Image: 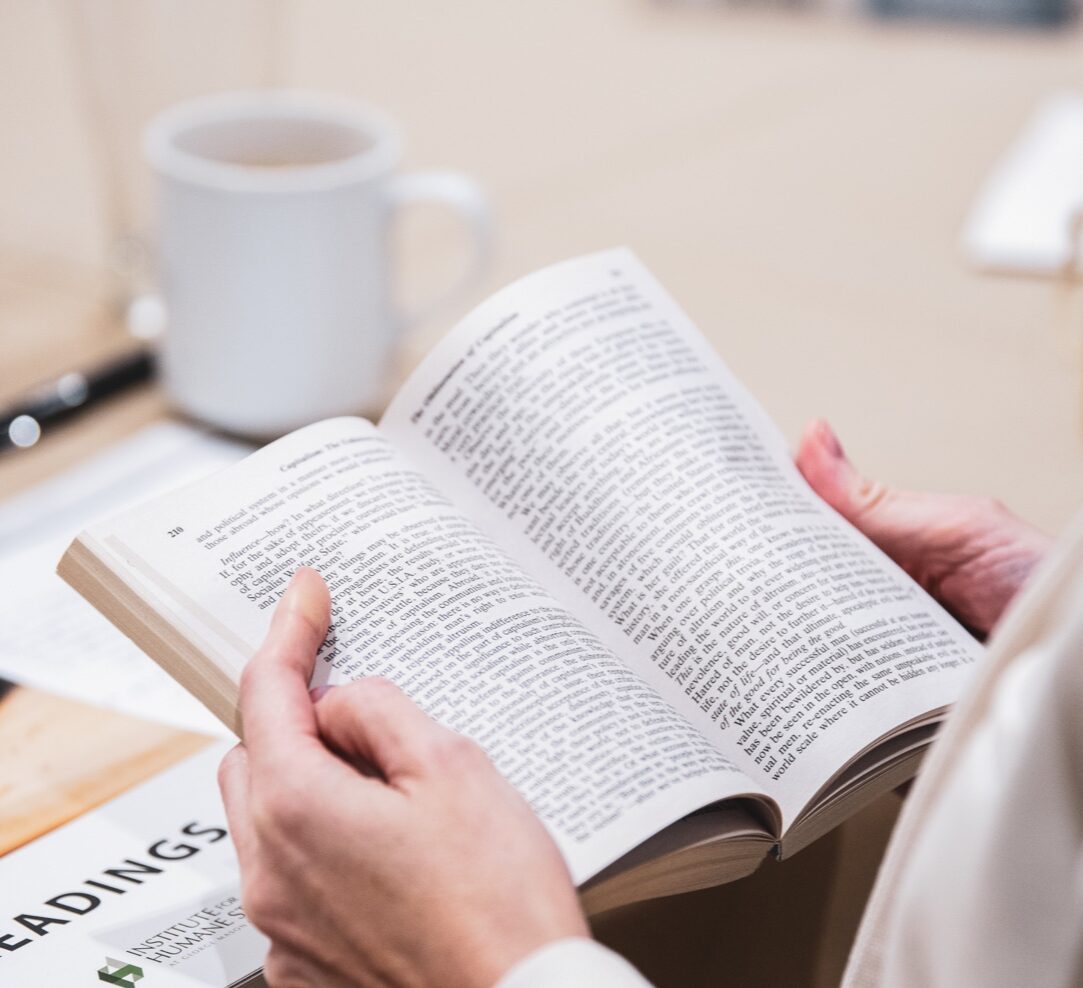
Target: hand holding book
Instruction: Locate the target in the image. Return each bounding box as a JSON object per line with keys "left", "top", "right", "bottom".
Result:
{"left": 217, "top": 443, "right": 1046, "bottom": 987}
{"left": 59, "top": 250, "right": 1005, "bottom": 910}
{"left": 220, "top": 568, "right": 588, "bottom": 988}
{"left": 794, "top": 419, "right": 1051, "bottom": 636}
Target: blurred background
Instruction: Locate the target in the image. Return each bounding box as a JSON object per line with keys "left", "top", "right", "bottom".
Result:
{"left": 4, "top": 0, "right": 1083, "bottom": 532}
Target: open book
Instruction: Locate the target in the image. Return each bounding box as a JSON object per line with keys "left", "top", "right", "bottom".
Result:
{"left": 60, "top": 249, "right": 981, "bottom": 915}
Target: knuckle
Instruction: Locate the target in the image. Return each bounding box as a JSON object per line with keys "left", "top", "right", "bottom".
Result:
{"left": 855, "top": 478, "right": 890, "bottom": 515}
{"left": 244, "top": 885, "right": 307, "bottom": 957}
{"left": 253, "top": 780, "right": 309, "bottom": 838}
{"left": 357, "top": 675, "right": 401, "bottom": 700}
{"left": 433, "top": 730, "right": 484, "bottom": 769}
{"left": 242, "top": 875, "right": 279, "bottom": 935}
{"left": 262, "top": 947, "right": 307, "bottom": 987}
{"left": 217, "top": 745, "right": 244, "bottom": 787}
{"left": 238, "top": 658, "right": 261, "bottom": 703}
{"left": 261, "top": 952, "right": 286, "bottom": 986}
{"left": 339, "top": 676, "right": 401, "bottom": 718}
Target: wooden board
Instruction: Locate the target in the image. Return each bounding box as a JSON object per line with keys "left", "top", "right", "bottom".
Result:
{"left": 0, "top": 681, "right": 209, "bottom": 855}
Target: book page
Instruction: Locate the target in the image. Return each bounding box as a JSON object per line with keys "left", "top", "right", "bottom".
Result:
{"left": 85, "top": 418, "right": 757, "bottom": 883}
{"left": 381, "top": 248, "right": 983, "bottom": 828}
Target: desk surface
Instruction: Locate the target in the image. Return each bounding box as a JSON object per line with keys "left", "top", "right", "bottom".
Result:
{"left": 1, "top": 4, "right": 1081, "bottom": 985}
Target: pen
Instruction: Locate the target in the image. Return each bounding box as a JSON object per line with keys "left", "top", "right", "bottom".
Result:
{"left": 1, "top": 350, "right": 157, "bottom": 452}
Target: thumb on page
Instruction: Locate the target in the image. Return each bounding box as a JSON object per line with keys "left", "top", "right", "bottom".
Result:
{"left": 795, "top": 418, "right": 936, "bottom": 556}
{"left": 796, "top": 417, "right": 990, "bottom": 557}
{"left": 795, "top": 419, "right": 891, "bottom": 530}
{"left": 794, "top": 418, "right": 1051, "bottom": 634}
{"left": 239, "top": 567, "right": 330, "bottom": 757}
{"left": 795, "top": 418, "right": 973, "bottom": 573}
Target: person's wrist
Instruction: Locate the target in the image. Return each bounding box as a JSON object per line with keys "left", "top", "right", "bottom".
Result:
{"left": 494, "top": 937, "right": 652, "bottom": 988}
{"left": 470, "top": 915, "right": 591, "bottom": 988}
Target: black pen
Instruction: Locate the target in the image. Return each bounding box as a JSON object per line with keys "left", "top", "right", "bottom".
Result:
{"left": 1, "top": 350, "right": 157, "bottom": 452}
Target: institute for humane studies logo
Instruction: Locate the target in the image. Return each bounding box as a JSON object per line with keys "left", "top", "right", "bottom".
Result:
{"left": 97, "top": 957, "right": 145, "bottom": 985}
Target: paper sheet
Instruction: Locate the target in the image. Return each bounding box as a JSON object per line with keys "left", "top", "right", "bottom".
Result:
{"left": 0, "top": 743, "right": 268, "bottom": 985}
{"left": 0, "top": 422, "right": 249, "bottom": 735}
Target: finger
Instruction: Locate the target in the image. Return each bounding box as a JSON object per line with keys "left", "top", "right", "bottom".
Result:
{"left": 314, "top": 677, "right": 452, "bottom": 784}
{"left": 797, "top": 419, "right": 974, "bottom": 570}
{"left": 797, "top": 418, "right": 924, "bottom": 536}
{"left": 218, "top": 744, "right": 257, "bottom": 869}
{"left": 239, "top": 567, "right": 330, "bottom": 767}
{"left": 797, "top": 419, "right": 936, "bottom": 551}
{"left": 795, "top": 419, "right": 874, "bottom": 520}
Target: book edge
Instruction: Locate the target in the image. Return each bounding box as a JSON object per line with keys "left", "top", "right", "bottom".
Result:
{"left": 57, "top": 536, "right": 243, "bottom": 737}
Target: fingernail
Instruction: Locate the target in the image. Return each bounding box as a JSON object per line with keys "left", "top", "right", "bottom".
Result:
{"left": 277, "top": 567, "right": 330, "bottom": 627}
{"left": 287, "top": 566, "right": 317, "bottom": 591}
{"left": 819, "top": 420, "right": 845, "bottom": 459}
{"left": 310, "top": 685, "right": 333, "bottom": 703}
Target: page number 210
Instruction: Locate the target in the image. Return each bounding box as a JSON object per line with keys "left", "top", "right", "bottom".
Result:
{"left": 167, "top": 526, "right": 184, "bottom": 538}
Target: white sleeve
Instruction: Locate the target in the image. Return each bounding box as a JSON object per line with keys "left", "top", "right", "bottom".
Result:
{"left": 879, "top": 645, "right": 1080, "bottom": 987}
{"left": 495, "top": 938, "right": 653, "bottom": 988}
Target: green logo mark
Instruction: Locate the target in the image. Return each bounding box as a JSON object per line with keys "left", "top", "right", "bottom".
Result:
{"left": 97, "top": 957, "right": 145, "bottom": 985}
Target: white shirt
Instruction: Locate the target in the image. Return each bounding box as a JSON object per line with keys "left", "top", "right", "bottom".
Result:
{"left": 498, "top": 512, "right": 1083, "bottom": 988}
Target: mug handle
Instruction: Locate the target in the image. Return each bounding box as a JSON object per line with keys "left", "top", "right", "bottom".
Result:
{"left": 385, "top": 170, "right": 492, "bottom": 328}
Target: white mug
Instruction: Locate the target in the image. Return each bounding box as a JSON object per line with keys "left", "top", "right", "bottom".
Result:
{"left": 143, "top": 90, "right": 490, "bottom": 437}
